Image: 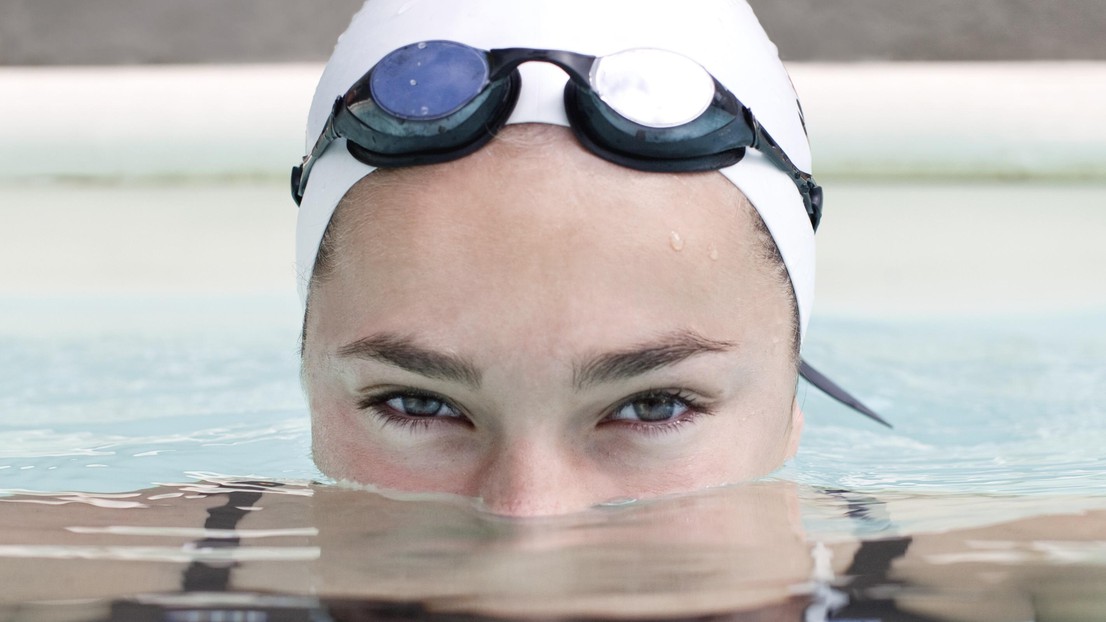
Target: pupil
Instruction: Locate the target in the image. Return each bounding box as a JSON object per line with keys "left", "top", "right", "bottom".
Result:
{"left": 402, "top": 397, "right": 443, "bottom": 417}
{"left": 633, "top": 398, "right": 678, "bottom": 422}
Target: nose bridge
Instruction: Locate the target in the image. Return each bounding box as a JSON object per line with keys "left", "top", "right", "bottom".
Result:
{"left": 476, "top": 435, "right": 584, "bottom": 517}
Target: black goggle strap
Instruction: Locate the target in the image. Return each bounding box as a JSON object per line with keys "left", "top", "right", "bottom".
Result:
{"left": 292, "top": 98, "right": 346, "bottom": 206}
{"left": 800, "top": 360, "right": 892, "bottom": 428}
{"left": 746, "top": 112, "right": 823, "bottom": 231}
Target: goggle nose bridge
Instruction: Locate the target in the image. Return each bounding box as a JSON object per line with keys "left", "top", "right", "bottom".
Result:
{"left": 486, "top": 48, "right": 598, "bottom": 87}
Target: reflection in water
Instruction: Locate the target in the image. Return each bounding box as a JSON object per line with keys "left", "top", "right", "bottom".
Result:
{"left": 0, "top": 478, "right": 1104, "bottom": 621}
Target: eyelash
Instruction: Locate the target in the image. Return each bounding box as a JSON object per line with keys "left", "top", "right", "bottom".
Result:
{"left": 356, "top": 389, "right": 714, "bottom": 436}
{"left": 604, "top": 389, "right": 715, "bottom": 437}
{"left": 357, "top": 389, "right": 467, "bottom": 432}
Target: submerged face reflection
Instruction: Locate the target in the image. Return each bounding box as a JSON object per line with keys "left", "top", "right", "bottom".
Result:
{"left": 302, "top": 126, "right": 802, "bottom": 516}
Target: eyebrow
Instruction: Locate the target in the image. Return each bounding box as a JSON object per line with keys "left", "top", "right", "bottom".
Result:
{"left": 336, "top": 330, "right": 735, "bottom": 392}
{"left": 337, "top": 333, "right": 482, "bottom": 389}
{"left": 573, "top": 331, "right": 737, "bottom": 391}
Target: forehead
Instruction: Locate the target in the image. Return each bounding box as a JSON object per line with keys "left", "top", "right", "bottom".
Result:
{"left": 335, "top": 126, "right": 756, "bottom": 235}
{"left": 312, "top": 126, "right": 788, "bottom": 353}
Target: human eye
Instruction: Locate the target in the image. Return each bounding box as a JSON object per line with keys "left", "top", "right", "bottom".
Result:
{"left": 357, "top": 389, "right": 468, "bottom": 431}
{"left": 603, "top": 390, "right": 713, "bottom": 433}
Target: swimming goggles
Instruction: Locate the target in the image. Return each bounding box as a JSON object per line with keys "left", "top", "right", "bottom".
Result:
{"left": 291, "top": 40, "right": 823, "bottom": 231}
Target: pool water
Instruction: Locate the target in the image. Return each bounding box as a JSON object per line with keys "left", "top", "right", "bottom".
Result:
{"left": 4, "top": 301, "right": 1105, "bottom": 501}
{"left": 2, "top": 181, "right": 1106, "bottom": 620}
{"left": 1, "top": 295, "right": 315, "bottom": 494}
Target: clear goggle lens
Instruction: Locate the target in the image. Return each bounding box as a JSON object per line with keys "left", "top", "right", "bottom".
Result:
{"left": 592, "top": 49, "right": 715, "bottom": 129}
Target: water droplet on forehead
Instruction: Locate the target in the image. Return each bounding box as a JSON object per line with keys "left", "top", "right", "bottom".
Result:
{"left": 709, "top": 245, "right": 720, "bottom": 261}
{"left": 670, "top": 231, "right": 685, "bottom": 252}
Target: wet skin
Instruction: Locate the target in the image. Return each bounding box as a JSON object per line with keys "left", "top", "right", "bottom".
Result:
{"left": 302, "top": 125, "right": 802, "bottom": 516}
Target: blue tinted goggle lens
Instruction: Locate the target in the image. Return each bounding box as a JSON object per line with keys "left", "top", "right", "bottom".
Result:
{"left": 370, "top": 41, "right": 491, "bottom": 120}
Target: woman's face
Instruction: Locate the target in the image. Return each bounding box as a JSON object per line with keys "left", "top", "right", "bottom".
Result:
{"left": 302, "top": 126, "right": 802, "bottom": 516}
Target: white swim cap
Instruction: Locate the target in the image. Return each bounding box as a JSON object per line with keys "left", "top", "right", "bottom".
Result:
{"left": 296, "top": 0, "right": 817, "bottom": 340}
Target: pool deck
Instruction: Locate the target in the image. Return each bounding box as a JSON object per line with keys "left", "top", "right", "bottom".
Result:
{"left": 2, "top": 63, "right": 1105, "bottom": 319}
